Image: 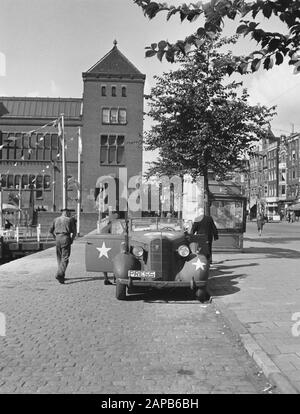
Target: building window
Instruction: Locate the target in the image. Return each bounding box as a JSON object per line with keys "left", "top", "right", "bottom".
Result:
{"left": 29, "top": 175, "right": 35, "bottom": 187}
{"left": 0, "top": 131, "right": 59, "bottom": 161}
{"left": 119, "top": 109, "right": 127, "bottom": 124}
{"left": 102, "top": 108, "right": 127, "bottom": 125}
{"left": 101, "top": 86, "right": 106, "bottom": 96}
{"left": 108, "top": 136, "right": 116, "bottom": 163}
{"left": 44, "top": 175, "right": 51, "bottom": 189}
{"left": 102, "top": 108, "right": 110, "bottom": 124}
{"left": 1, "top": 174, "right": 7, "bottom": 187}
{"left": 0, "top": 174, "right": 51, "bottom": 191}
{"left": 36, "top": 190, "right": 43, "bottom": 200}
{"left": 36, "top": 175, "right": 43, "bottom": 190}
{"left": 116, "top": 135, "right": 125, "bottom": 163}
{"left": 111, "top": 86, "right": 116, "bottom": 97}
{"left": 100, "top": 134, "right": 125, "bottom": 165}
{"left": 7, "top": 174, "right": 14, "bottom": 189}
{"left": 110, "top": 108, "right": 118, "bottom": 124}
{"left": 122, "top": 86, "right": 127, "bottom": 97}
{"left": 22, "top": 175, "right": 29, "bottom": 189}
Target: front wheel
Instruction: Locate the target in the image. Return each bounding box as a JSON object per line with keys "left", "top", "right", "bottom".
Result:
{"left": 195, "top": 287, "right": 210, "bottom": 303}
{"left": 116, "top": 279, "right": 127, "bottom": 300}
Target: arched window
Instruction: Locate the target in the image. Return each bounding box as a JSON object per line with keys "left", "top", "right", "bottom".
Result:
{"left": 0, "top": 174, "right": 7, "bottom": 188}
{"left": 14, "top": 175, "right": 21, "bottom": 189}
{"left": 111, "top": 86, "right": 116, "bottom": 97}
{"left": 22, "top": 175, "right": 29, "bottom": 189}
{"left": 44, "top": 175, "right": 51, "bottom": 189}
{"left": 29, "top": 175, "right": 36, "bottom": 187}
{"left": 36, "top": 175, "right": 43, "bottom": 190}
{"left": 101, "top": 86, "right": 106, "bottom": 96}
{"left": 121, "top": 86, "right": 126, "bottom": 97}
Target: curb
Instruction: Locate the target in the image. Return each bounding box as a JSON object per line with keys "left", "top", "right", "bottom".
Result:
{"left": 212, "top": 297, "right": 299, "bottom": 395}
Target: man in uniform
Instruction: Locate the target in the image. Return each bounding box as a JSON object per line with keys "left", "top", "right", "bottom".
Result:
{"left": 99, "top": 212, "right": 118, "bottom": 285}
{"left": 49, "top": 208, "right": 77, "bottom": 284}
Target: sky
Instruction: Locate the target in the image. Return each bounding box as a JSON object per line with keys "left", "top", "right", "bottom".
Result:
{"left": 1, "top": 0, "right": 299, "bottom": 167}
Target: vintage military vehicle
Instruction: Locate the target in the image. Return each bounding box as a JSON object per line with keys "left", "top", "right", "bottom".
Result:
{"left": 85, "top": 217, "right": 211, "bottom": 302}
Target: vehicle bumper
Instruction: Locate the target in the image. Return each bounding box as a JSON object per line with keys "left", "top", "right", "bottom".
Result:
{"left": 117, "top": 277, "right": 207, "bottom": 289}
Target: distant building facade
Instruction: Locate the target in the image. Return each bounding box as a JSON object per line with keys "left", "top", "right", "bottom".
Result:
{"left": 0, "top": 41, "right": 145, "bottom": 216}
{"left": 232, "top": 131, "right": 300, "bottom": 219}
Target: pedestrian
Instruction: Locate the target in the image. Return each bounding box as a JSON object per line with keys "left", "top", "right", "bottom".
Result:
{"left": 99, "top": 212, "right": 118, "bottom": 285}
{"left": 256, "top": 213, "right": 265, "bottom": 236}
{"left": 49, "top": 208, "right": 77, "bottom": 284}
{"left": 190, "top": 207, "right": 219, "bottom": 264}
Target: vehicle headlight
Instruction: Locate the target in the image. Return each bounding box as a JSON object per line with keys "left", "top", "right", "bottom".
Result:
{"left": 177, "top": 245, "right": 190, "bottom": 257}
{"left": 132, "top": 246, "right": 144, "bottom": 257}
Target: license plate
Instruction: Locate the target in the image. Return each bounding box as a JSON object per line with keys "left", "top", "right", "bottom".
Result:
{"left": 128, "top": 270, "right": 156, "bottom": 279}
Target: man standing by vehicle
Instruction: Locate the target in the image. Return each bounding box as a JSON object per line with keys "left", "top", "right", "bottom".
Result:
{"left": 99, "top": 212, "right": 119, "bottom": 285}
{"left": 190, "top": 208, "right": 218, "bottom": 264}
{"left": 49, "top": 208, "right": 77, "bottom": 284}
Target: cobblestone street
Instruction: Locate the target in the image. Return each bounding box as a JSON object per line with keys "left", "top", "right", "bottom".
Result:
{"left": 0, "top": 241, "right": 272, "bottom": 394}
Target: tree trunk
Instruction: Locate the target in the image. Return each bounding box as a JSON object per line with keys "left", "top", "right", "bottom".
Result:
{"left": 203, "top": 169, "right": 210, "bottom": 216}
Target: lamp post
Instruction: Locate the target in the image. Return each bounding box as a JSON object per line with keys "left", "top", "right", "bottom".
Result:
{"left": 76, "top": 127, "right": 82, "bottom": 236}
{"left": 18, "top": 175, "right": 22, "bottom": 225}
{"left": 60, "top": 113, "right": 67, "bottom": 210}
{"left": 0, "top": 184, "right": 3, "bottom": 229}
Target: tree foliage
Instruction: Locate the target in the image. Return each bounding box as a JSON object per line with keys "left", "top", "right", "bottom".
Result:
{"left": 144, "top": 37, "right": 276, "bottom": 203}
{"left": 133, "top": 0, "right": 300, "bottom": 74}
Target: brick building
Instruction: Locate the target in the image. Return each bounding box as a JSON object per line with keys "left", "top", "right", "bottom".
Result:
{"left": 234, "top": 131, "right": 300, "bottom": 220}
{"left": 0, "top": 41, "right": 145, "bottom": 217}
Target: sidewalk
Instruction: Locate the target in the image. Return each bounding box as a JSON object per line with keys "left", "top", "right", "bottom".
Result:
{"left": 210, "top": 222, "right": 300, "bottom": 394}
{"left": 1, "top": 225, "right": 300, "bottom": 393}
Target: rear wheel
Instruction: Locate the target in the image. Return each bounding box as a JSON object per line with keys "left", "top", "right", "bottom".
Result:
{"left": 195, "top": 287, "right": 210, "bottom": 303}
{"left": 116, "top": 279, "right": 127, "bottom": 300}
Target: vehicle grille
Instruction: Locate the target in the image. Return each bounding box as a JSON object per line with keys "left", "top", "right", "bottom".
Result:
{"left": 149, "top": 237, "right": 172, "bottom": 280}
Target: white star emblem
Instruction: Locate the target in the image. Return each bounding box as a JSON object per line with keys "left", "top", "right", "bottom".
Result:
{"left": 192, "top": 258, "right": 206, "bottom": 271}
{"left": 96, "top": 242, "right": 112, "bottom": 259}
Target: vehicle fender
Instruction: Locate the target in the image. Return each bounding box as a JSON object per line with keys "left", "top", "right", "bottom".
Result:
{"left": 175, "top": 253, "right": 209, "bottom": 283}
{"left": 113, "top": 252, "right": 141, "bottom": 279}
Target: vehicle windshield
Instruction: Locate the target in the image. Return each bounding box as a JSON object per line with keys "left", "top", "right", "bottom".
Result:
{"left": 130, "top": 218, "right": 185, "bottom": 232}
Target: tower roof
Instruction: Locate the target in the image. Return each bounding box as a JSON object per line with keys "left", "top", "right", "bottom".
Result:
{"left": 83, "top": 41, "right": 145, "bottom": 79}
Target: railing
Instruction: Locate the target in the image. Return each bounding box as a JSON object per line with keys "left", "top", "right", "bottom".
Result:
{"left": 0, "top": 224, "right": 53, "bottom": 243}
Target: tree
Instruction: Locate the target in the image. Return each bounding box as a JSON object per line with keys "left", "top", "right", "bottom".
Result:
{"left": 133, "top": 0, "right": 300, "bottom": 74}
{"left": 144, "top": 36, "right": 276, "bottom": 212}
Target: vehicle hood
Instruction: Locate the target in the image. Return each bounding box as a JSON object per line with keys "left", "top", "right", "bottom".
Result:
{"left": 130, "top": 231, "right": 186, "bottom": 244}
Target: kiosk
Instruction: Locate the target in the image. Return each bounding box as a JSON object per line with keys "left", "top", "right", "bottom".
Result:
{"left": 209, "top": 181, "right": 247, "bottom": 252}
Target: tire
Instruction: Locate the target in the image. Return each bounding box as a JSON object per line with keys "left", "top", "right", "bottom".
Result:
{"left": 116, "top": 279, "right": 127, "bottom": 300}
{"left": 195, "top": 287, "right": 210, "bottom": 303}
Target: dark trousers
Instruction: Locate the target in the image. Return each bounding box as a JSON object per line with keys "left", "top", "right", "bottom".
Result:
{"left": 56, "top": 235, "right": 71, "bottom": 278}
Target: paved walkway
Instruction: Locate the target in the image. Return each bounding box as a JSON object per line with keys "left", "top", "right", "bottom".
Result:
{"left": 0, "top": 237, "right": 273, "bottom": 394}
{"left": 210, "top": 221, "right": 300, "bottom": 394}
{"left": 0, "top": 221, "right": 299, "bottom": 394}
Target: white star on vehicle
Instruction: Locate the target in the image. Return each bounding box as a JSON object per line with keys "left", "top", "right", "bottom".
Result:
{"left": 96, "top": 242, "right": 112, "bottom": 259}
{"left": 192, "top": 258, "right": 206, "bottom": 271}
